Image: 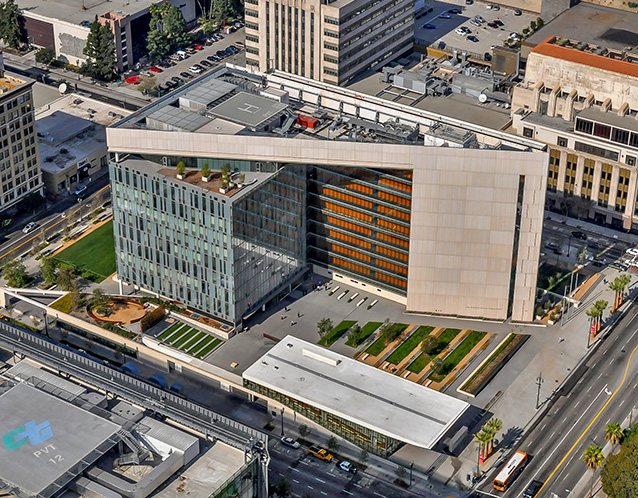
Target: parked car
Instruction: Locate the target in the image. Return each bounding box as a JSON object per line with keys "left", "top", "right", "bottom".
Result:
{"left": 208, "top": 55, "right": 221, "bottom": 62}
{"left": 423, "top": 23, "right": 437, "bottom": 29}
{"left": 487, "top": 4, "right": 500, "bottom": 9}
{"left": 470, "top": 18, "right": 482, "bottom": 27}
{"left": 439, "top": 12, "right": 451, "bottom": 18}
{"left": 22, "top": 222, "right": 38, "bottom": 234}
{"left": 455, "top": 27, "right": 469, "bottom": 36}
{"left": 448, "top": 7, "right": 462, "bottom": 13}
{"left": 200, "top": 60, "right": 212, "bottom": 67}
{"left": 280, "top": 437, "right": 300, "bottom": 449}
{"left": 172, "top": 76, "right": 184, "bottom": 84}
{"left": 186, "top": 47, "right": 197, "bottom": 55}
{"left": 494, "top": 19, "right": 504, "bottom": 26}
{"left": 514, "top": 8, "right": 522, "bottom": 15}
{"left": 189, "top": 65, "right": 203, "bottom": 74}
{"left": 487, "top": 21, "right": 499, "bottom": 28}
{"left": 465, "top": 0, "right": 473, "bottom": 4}
{"left": 338, "top": 461, "right": 358, "bottom": 474}
{"left": 589, "top": 242, "right": 601, "bottom": 250}
{"left": 149, "top": 66, "right": 162, "bottom": 73}
{"left": 474, "top": 14, "right": 486, "bottom": 22}
{"left": 571, "top": 230, "right": 587, "bottom": 240}
{"left": 193, "top": 44, "right": 204, "bottom": 50}
{"left": 468, "top": 35, "right": 479, "bottom": 42}
{"left": 509, "top": 32, "right": 520, "bottom": 39}
{"left": 484, "top": 52, "right": 492, "bottom": 61}
{"left": 180, "top": 71, "right": 192, "bottom": 79}
{"left": 164, "top": 81, "right": 176, "bottom": 89}
{"left": 125, "top": 76, "right": 139, "bottom": 84}
{"left": 74, "top": 185, "right": 88, "bottom": 196}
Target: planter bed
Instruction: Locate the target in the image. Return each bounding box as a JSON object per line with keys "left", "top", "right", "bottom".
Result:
{"left": 319, "top": 320, "right": 357, "bottom": 347}
{"left": 406, "top": 352, "right": 431, "bottom": 374}
{"left": 386, "top": 326, "right": 434, "bottom": 365}
{"left": 346, "top": 321, "right": 381, "bottom": 347}
{"left": 428, "top": 331, "right": 486, "bottom": 382}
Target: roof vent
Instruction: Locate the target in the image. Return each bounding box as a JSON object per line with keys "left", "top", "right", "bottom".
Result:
{"left": 286, "top": 343, "right": 293, "bottom": 348}
{"left": 302, "top": 348, "right": 340, "bottom": 366}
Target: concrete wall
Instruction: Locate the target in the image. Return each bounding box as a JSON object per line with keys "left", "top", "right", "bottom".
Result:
{"left": 107, "top": 128, "right": 547, "bottom": 321}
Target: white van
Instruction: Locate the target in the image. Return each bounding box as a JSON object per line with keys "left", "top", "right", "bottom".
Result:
{"left": 176, "top": 50, "right": 187, "bottom": 60}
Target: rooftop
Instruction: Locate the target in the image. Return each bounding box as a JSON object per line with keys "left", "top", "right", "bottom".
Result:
{"left": 15, "top": 0, "right": 157, "bottom": 27}
{"left": 242, "top": 336, "right": 470, "bottom": 449}
{"left": 525, "top": 3, "right": 638, "bottom": 52}
{"left": 531, "top": 36, "right": 638, "bottom": 78}
{"left": 0, "top": 71, "right": 32, "bottom": 96}
{"left": 0, "top": 383, "right": 120, "bottom": 498}
{"left": 113, "top": 65, "right": 543, "bottom": 151}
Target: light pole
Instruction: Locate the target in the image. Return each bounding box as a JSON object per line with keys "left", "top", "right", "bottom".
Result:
{"left": 535, "top": 372, "right": 544, "bottom": 409}
{"left": 409, "top": 461, "right": 413, "bottom": 487}
{"left": 42, "top": 309, "right": 48, "bottom": 337}
{"left": 280, "top": 407, "right": 285, "bottom": 436}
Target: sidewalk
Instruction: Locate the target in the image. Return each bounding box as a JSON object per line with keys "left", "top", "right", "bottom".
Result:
{"left": 545, "top": 213, "right": 638, "bottom": 245}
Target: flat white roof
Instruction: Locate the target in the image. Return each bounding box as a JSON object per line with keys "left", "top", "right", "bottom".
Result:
{"left": 242, "top": 336, "right": 469, "bottom": 449}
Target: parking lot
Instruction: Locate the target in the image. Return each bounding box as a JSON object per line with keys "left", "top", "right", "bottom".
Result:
{"left": 415, "top": 0, "right": 538, "bottom": 57}
{"left": 122, "top": 26, "right": 246, "bottom": 92}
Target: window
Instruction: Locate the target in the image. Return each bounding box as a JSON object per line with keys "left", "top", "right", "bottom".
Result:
{"left": 246, "top": 34, "right": 259, "bottom": 43}
{"left": 593, "top": 122, "right": 612, "bottom": 139}
{"left": 557, "top": 136, "right": 568, "bottom": 147}
{"left": 575, "top": 118, "right": 593, "bottom": 135}
{"left": 324, "top": 16, "right": 339, "bottom": 25}
{"left": 245, "top": 8, "right": 258, "bottom": 17}
{"left": 574, "top": 141, "right": 619, "bottom": 161}
{"left": 324, "top": 54, "right": 338, "bottom": 63}
{"left": 324, "top": 29, "right": 339, "bottom": 38}
{"left": 627, "top": 156, "right": 636, "bottom": 166}
{"left": 612, "top": 128, "right": 630, "bottom": 145}
{"left": 246, "top": 46, "right": 259, "bottom": 55}
{"left": 522, "top": 127, "right": 534, "bottom": 138}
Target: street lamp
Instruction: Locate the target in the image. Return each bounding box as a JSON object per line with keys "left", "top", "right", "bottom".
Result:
{"left": 280, "top": 407, "right": 285, "bottom": 436}
{"left": 535, "top": 372, "right": 544, "bottom": 409}
{"left": 42, "top": 309, "right": 48, "bottom": 338}
{"left": 409, "top": 461, "right": 413, "bottom": 487}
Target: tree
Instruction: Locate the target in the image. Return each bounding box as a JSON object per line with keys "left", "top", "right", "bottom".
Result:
{"left": 605, "top": 423, "right": 624, "bottom": 447}
{"left": 197, "top": 15, "right": 216, "bottom": 35}
{"left": 586, "top": 304, "right": 601, "bottom": 336}
{"left": 610, "top": 275, "right": 631, "bottom": 311}
{"left": 92, "top": 287, "right": 109, "bottom": 307}
{"left": 421, "top": 335, "right": 438, "bottom": 355}
{"left": 583, "top": 445, "right": 605, "bottom": 472}
{"left": 317, "top": 318, "right": 333, "bottom": 338}
{"left": 594, "top": 299, "right": 609, "bottom": 332}
{"left": 40, "top": 257, "right": 57, "bottom": 284}
{"left": 176, "top": 161, "right": 186, "bottom": 176}
{"left": 56, "top": 264, "right": 77, "bottom": 291}
{"left": 430, "top": 357, "right": 445, "bottom": 376}
{"left": 0, "top": 0, "right": 24, "bottom": 49}
{"left": 327, "top": 435, "right": 340, "bottom": 452}
{"left": 474, "top": 430, "right": 491, "bottom": 471}
{"left": 485, "top": 418, "right": 503, "bottom": 454}
{"left": 146, "top": 2, "right": 189, "bottom": 61}
{"left": 359, "top": 449, "right": 369, "bottom": 463}
{"left": 201, "top": 162, "right": 211, "bottom": 178}
{"left": 273, "top": 477, "right": 292, "bottom": 498}
{"left": 35, "top": 47, "right": 56, "bottom": 65}
{"left": 70, "top": 291, "right": 85, "bottom": 310}
{"left": 81, "top": 16, "right": 116, "bottom": 81}
{"left": 2, "top": 259, "right": 27, "bottom": 287}
{"left": 298, "top": 423, "right": 311, "bottom": 439}
{"left": 347, "top": 324, "right": 361, "bottom": 342}
{"left": 602, "top": 438, "right": 638, "bottom": 498}
{"left": 577, "top": 245, "right": 588, "bottom": 265}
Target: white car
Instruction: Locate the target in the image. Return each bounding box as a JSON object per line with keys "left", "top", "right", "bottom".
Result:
{"left": 22, "top": 222, "right": 37, "bottom": 234}
{"left": 280, "top": 437, "right": 300, "bottom": 449}
{"left": 455, "top": 27, "right": 469, "bottom": 36}
{"left": 189, "top": 65, "right": 203, "bottom": 74}
{"left": 626, "top": 248, "right": 638, "bottom": 256}
{"left": 470, "top": 18, "right": 482, "bottom": 27}
{"left": 74, "top": 185, "right": 87, "bottom": 196}
{"left": 509, "top": 32, "right": 520, "bottom": 40}
{"left": 338, "top": 461, "right": 358, "bottom": 474}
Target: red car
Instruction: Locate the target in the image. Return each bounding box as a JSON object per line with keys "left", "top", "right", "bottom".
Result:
{"left": 125, "top": 76, "right": 140, "bottom": 84}
{"left": 194, "top": 44, "right": 204, "bottom": 50}
{"left": 149, "top": 66, "right": 162, "bottom": 73}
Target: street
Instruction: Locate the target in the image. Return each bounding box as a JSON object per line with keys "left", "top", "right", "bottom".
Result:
{"left": 478, "top": 300, "right": 638, "bottom": 498}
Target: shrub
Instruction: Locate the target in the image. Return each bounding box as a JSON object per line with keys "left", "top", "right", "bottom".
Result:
{"left": 141, "top": 305, "right": 166, "bottom": 332}
{"left": 176, "top": 161, "right": 186, "bottom": 176}
{"left": 536, "top": 306, "right": 544, "bottom": 317}
{"left": 201, "top": 162, "right": 211, "bottom": 177}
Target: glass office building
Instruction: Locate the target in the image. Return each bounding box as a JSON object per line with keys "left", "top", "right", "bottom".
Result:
{"left": 110, "top": 158, "right": 306, "bottom": 326}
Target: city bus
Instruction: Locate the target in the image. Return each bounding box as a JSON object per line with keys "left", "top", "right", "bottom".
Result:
{"left": 493, "top": 450, "right": 528, "bottom": 491}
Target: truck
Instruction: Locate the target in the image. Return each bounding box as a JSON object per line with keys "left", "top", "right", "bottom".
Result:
{"left": 308, "top": 446, "right": 334, "bottom": 462}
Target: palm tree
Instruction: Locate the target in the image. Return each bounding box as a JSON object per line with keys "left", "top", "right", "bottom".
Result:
{"left": 614, "top": 274, "right": 631, "bottom": 310}
{"left": 474, "top": 430, "right": 490, "bottom": 473}
{"left": 582, "top": 445, "right": 605, "bottom": 471}
{"left": 609, "top": 278, "right": 624, "bottom": 312}
{"left": 605, "top": 422, "right": 624, "bottom": 446}
{"left": 485, "top": 418, "right": 503, "bottom": 454}
{"left": 585, "top": 305, "right": 601, "bottom": 339}
{"left": 594, "top": 299, "right": 608, "bottom": 332}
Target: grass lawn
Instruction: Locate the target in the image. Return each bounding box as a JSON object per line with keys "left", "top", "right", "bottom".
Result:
{"left": 407, "top": 353, "right": 431, "bottom": 374}
{"left": 190, "top": 335, "right": 215, "bottom": 355}
{"left": 319, "top": 320, "right": 357, "bottom": 347}
{"left": 366, "top": 336, "right": 388, "bottom": 356}
{"left": 166, "top": 325, "right": 192, "bottom": 344}
{"left": 386, "top": 326, "right": 434, "bottom": 365}
{"left": 54, "top": 220, "right": 116, "bottom": 281}
{"left": 51, "top": 293, "right": 74, "bottom": 313}
{"left": 196, "top": 338, "right": 222, "bottom": 358}
{"left": 159, "top": 322, "right": 183, "bottom": 340}
{"left": 432, "top": 328, "right": 463, "bottom": 355}
{"left": 429, "top": 331, "right": 487, "bottom": 382}
{"left": 173, "top": 329, "right": 199, "bottom": 348}
{"left": 346, "top": 321, "right": 381, "bottom": 347}
{"left": 182, "top": 332, "right": 206, "bottom": 351}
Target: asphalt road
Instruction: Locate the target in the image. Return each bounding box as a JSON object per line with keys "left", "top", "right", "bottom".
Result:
{"left": 268, "top": 440, "right": 415, "bottom": 498}
{"left": 478, "top": 300, "right": 638, "bottom": 498}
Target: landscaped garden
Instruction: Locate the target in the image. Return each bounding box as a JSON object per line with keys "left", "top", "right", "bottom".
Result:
{"left": 386, "top": 326, "right": 434, "bottom": 365}
{"left": 405, "top": 328, "right": 464, "bottom": 375}
{"left": 54, "top": 220, "right": 116, "bottom": 282}
{"left": 365, "top": 323, "right": 408, "bottom": 356}
{"left": 319, "top": 320, "right": 357, "bottom": 347}
{"left": 428, "top": 330, "right": 487, "bottom": 382}
{"left": 459, "top": 333, "right": 528, "bottom": 396}
{"left": 158, "top": 321, "right": 222, "bottom": 359}
{"left": 346, "top": 321, "right": 382, "bottom": 347}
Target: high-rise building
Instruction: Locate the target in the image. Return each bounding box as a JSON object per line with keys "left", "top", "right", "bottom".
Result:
{"left": 512, "top": 36, "right": 638, "bottom": 230}
{"left": 0, "top": 61, "right": 42, "bottom": 213}
{"left": 107, "top": 67, "right": 547, "bottom": 328}
{"left": 244, "top": 0, "right": 414, "bottom": 85}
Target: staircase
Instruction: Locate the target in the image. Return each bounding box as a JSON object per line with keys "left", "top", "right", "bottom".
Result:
{"left": 115, "top": 429, "right": 150, "bottom": 467}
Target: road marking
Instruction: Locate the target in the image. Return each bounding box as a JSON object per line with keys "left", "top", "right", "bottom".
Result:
{"left": 279, "top": 472, "right": 285, "bottom": 477}
{"left": 290, "top": 467, "right": 300, "bottom": 472}
{"left": 610, "top": 358, "right": 614, "bottom": 365}
{"left": 343, "top": 491, "right": 353, "bottom": 495}
{"left": 541, "top": 424, "right": 546, "bottom": 431}
{"left": 620, "top": 399, "right": 625, "bottom": 407}
{"left": 0, "top": 184, "right": 110, "bottom": 260}
{"left": 299, "top": 460, "right": 309, "bottom": 465}
{"left": 307, "top": 486, "right": 314, "bottom": 490}
{"left": 374, "top": 493, "right": 387, "bottom": 498}
{"left": 537, "top": 344, "right": 638, "bottom": 496}
{"left": 316, "top": 478, "right": 326, "bottom": 483}
{"left": 353, "top": 483, "right": 362, "bottom": 488}
{"left": 587, "top": 385, "right": 593, "bottom": 392}
{"left": 320, "top": 492, "right": 328, "bottom": 496}
{"left": 574, "top": 401, "right": 580, "bottom": 408}
{"left": 293, "top": 479, "right": 299, "bottom": 483}
{"left": 531, "top": 385, "right": 608, "bottom": 481}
